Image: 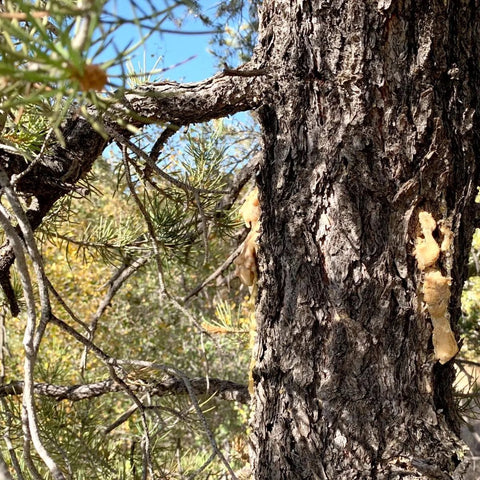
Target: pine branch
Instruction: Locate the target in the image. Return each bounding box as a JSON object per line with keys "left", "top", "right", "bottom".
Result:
{"left": 118, "top": 69, "right": 263, "bottom": 126}
{"left": 0, "top": 377, "right": 250, "bottom": 404}
{"left": 0, "top": 69, "right": 263, "bottom": 315}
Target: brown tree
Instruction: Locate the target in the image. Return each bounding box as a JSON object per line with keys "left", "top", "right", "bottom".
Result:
{"left": 2, "top": 0, "right": 479, "bottom": 478}
{"left": 250, "top": 1, "right": 479, "bottom": 478}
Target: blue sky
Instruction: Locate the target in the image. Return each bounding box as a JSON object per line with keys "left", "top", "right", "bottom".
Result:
{"left": 101, "top": 1, "right": 221, "bottom": 84}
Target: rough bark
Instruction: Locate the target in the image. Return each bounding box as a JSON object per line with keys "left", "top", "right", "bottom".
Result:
{"left": 251, "top": 1, "right": 480, "bottom": 479}
{"left": 1, "top": 2, "right": 479, "bottom": 478}
{"left": 0, "top": 377, "right": 249, "bottom": 404}
{"left": 121, "top": 71, "right": 265, "bottom": 126}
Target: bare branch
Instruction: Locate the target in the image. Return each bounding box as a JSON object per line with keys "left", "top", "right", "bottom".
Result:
{"left": 0, "top": 377, "right": 250, "bottom": 404}
{"left": 0, "top": 203, "right": 64, "bottom": 480}
{"left": 46, "top": 279, "right": 90, "bottom": 330}
{"left": 0, "top": 168, "right": 51, "bottom": 352}
{"left": 71, "top": 0, "right": 93, "bottom": 51}
{"left": 123, "top": 149, "right": 168, "bottom": 299}
{"left": 222, "top": 66, "right": 270, "bottom": 77}
{"left": 150, "top": 124, "right": 179, "bottom": 160}
{"left": 80, "top": 254, "right": 151, "bottom": 370}
{"left": 104, "top": 400, "right": 144, "bottom": 434}
{"left": 184, "top": 241, "right": 245, "bottom": 302}
{"left": 120, "top": 70, "right": 263, "bottom": 127}
{"left": 47, "top": 315, "right": 249, "bottom": 403}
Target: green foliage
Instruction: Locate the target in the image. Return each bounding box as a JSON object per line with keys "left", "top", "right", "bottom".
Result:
{"left": 0, "top": 0, "right": 197, "bottom": 146}
{"left": 461, "top": 230, "right": 480, "bottom": 355}
{"left": 1, "top": 123, "right": 256, "bottom": 478}
{"left": 0, "top": 1, "right": 262, "bottom": 478}
{"left": 209, "top": 0, "right": 261, "bottom": 66}
{"left": 0, "top": 0, "right": 107, "bottom": 141}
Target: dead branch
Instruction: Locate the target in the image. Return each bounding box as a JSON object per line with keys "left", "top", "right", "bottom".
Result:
{"left": 0, "top": 377, "right": 249, "bottom": 404}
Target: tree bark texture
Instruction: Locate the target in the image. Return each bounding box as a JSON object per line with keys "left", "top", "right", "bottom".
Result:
{"left": 0, "top": 377, "right": 249, "bottom": 404}
{"left": 251, "top": 1, "right": 480, "bottom": 478}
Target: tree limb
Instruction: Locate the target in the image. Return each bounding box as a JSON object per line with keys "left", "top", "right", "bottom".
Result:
{"left": 119, "top": 70, "right": 263, "bottom": 127}
{"left": 0, "top": 377, "right": 250, "bottom": 404}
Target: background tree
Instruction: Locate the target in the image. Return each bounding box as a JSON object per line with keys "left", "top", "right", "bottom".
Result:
{"left": 1, "top": 1, "right": 480, "bottom": 479}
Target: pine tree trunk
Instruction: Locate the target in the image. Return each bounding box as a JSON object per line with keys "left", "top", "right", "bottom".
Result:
{"left": 251, "top": 1, "right": 480, "bottom": 478}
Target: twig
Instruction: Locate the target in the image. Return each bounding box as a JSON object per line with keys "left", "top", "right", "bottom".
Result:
{"left": 118, "top": 360, "right": 239, "bottom": 480}
{"left": 71, "top": 0, "right": 93, "bottom": 51}
{"left": 222, "top": 66, "right": 270, "bottom": 77}
{"left": 159, "top": 29, "right": 222, "bottom": 35}
{"left": 184, "top": 241, "right": 244, "bottom": 302}
{"left": 81, "top": 254, "right": 151, "bottom": 370}
{"left": 50, "top": 315, "right": 113, "bottom": 366}
{"left": 0, "top": 207, "right": 64, "bottom": 479}
{"left": 187, "top": 452, "right": 216, "bottom": 480}
{"left": 123, "top": 149, "right": 167, "bottom": 300}
{"left": 150, "top": 124, "right": 179, "bottom": 161}
{"left": 104, "top": 399, "right": 144, "bottom": 434}
{"left": 182, "top": 152, "right": 259, "bottom": 300}
{"left": 46, "top": 279, "right": 89, "bottom": 330}
{"left": 103, "top": 372, "right": 249, "bottom": 433}
{"left": 107, "top": 126, "right": 226, "bottom": 195}
{"left": 124, "top": 153, "right": 214, "bottom": 384}
{"left": 456, "top": 358, "right": 480, "bottom": 368}
{"left": 106, "top": 363, "right": 155, "bottom": 480}
{"left": 96, "top": 255, "right": 151, "bottom": 308}
{"left": 48, "top": 230, "right": 148, "bottom": 250}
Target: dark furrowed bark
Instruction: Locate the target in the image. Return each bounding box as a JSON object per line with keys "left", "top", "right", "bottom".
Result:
{"left": 251, "top": 1, "right": 480, "bottom": 479}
